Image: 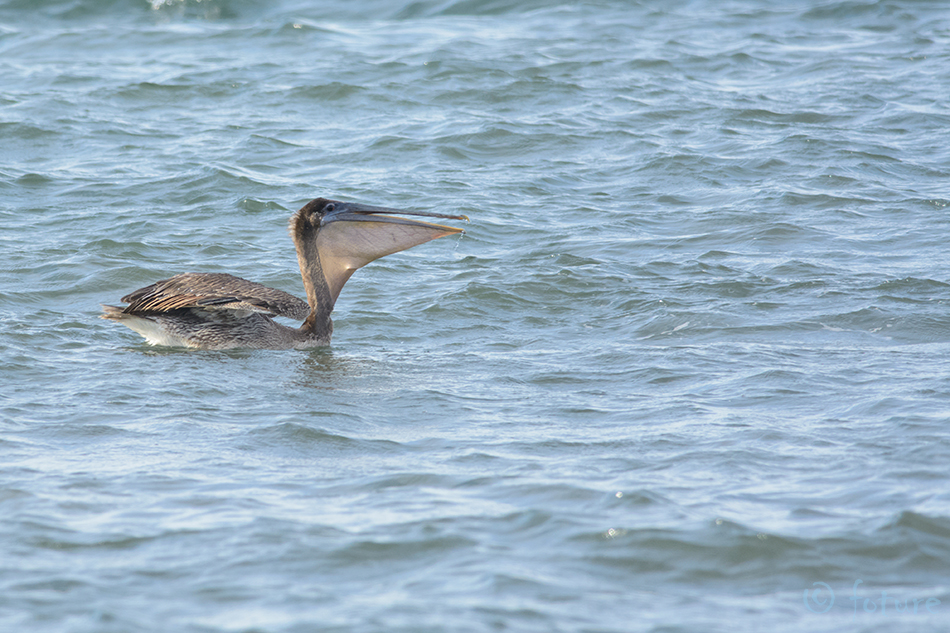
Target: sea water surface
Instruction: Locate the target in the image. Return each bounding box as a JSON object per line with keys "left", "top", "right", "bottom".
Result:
{"left": 2, "top": 0, "right": 950, "bottom": 631}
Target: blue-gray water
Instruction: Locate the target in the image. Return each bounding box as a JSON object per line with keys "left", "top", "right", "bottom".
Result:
{"left": 2, "top": 0, "right": 950, "bottom": 631}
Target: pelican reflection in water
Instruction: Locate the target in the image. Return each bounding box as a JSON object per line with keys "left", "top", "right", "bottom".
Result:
{"left": 102, "top": 198, "right": 467, "bottom": 349}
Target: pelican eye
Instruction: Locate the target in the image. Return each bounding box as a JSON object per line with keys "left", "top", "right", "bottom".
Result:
{"left": 324, "top": 203, "right": 336, "bottom": 213}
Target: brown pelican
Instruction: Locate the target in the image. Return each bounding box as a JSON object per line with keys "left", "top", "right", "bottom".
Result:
{"left": 101, "top": 198, "right": 467, "bottom": 349}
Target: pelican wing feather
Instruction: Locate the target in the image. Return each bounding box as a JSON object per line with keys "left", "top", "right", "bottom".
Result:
{"left": 120, "top": 272, "right": 311, "bottom": 321}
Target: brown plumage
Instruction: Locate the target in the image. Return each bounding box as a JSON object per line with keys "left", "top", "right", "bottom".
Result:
{"left": 119, "top": 272, "right": 311, "bottom": 321}
{"left": 101, "top": 197, "right": 467, "bottom": 350}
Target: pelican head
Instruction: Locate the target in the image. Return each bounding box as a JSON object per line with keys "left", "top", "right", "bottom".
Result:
{"left": 291, "top": 198, "right": 468, "bottom": 307}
